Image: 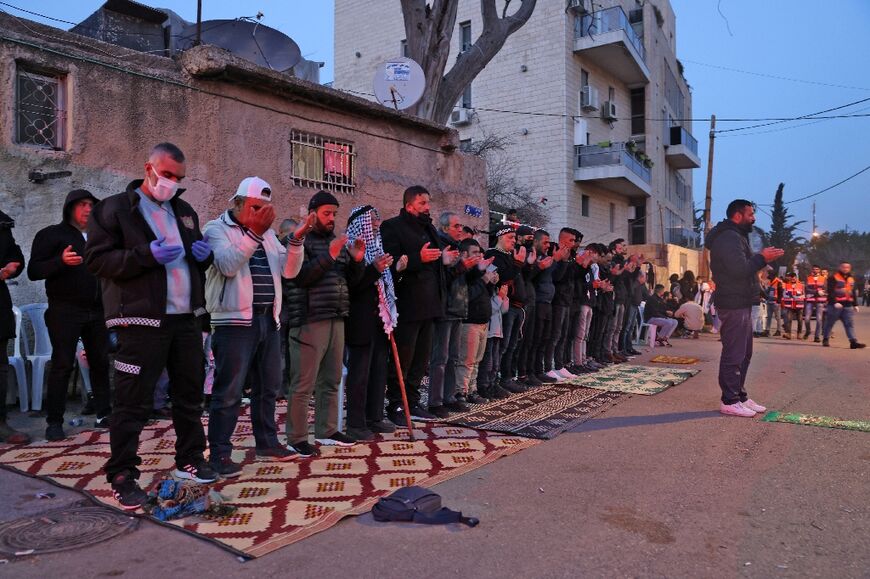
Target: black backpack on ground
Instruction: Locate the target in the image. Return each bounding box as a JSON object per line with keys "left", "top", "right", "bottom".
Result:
{"left": 372, "top": 486, "right": 479, "bottom": 527}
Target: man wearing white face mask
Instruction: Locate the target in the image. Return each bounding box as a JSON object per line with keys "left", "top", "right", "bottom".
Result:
{"left": 86, "top": 142, "right": 217, "bottom": 510}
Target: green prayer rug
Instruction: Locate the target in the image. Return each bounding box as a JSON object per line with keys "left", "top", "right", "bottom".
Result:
{"left": 761, "top": 411, "right": 870, "bottom": 433}
{"left": 566, "top": 365, "right": 701, "bottom": 395}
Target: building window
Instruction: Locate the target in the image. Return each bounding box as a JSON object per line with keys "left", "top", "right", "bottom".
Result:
{"left": 461, "top": 83, "right": 472, "bottom": 109}
{"left": 16, "top": 67, "right": 66, "bottom": 150}
{"left": 630, "top": 87, "right": 645, "bottom": 135}
{"left": 290, "top": 130, "right": 355, "bottom": 195}
{"left": 400, "top": 39, "right": 408, "bottom": 57}
{"left": 609, "top": 202, "right": 615, "bottom": 232}
{"left": 459, "top": 138, "right": 473, "bottom": 153}
{"left": 581, "top": 69, "right": 589, "bottom": 90}
{"left": 460, "top": 21, "right": 472, "bottom": 53}
{"left": 581, "top": 194, "right": 590, "bottom": 217}
{"left": 608, "top": 86, "right": 615, "bottom": 102}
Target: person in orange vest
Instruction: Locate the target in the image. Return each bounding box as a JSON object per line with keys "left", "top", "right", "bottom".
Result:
{"left": 802, "top": 264, "right": 827, "bottom": 342}
{"left": 822, "top": 261, "right": 865, "bottom": 349}
{"left": 779, "top": 271, "right": 805, "bottom": 340}
{"left": 761, "top": 270, "right": 783, "bottom": 337}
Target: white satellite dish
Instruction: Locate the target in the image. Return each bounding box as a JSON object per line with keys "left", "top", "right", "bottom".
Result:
{"left": 372, "top": 57, "right": 426, "bottom": 111}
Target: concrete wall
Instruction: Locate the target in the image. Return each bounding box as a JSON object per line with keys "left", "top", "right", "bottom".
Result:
{"left": 0, "top": 15, "right": 486, "bottom": 307}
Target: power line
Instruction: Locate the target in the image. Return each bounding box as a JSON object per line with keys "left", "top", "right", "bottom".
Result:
{"left": 681, "top": 58, "right": 870, "bottom": 92}
{"left": 756, "top": 164, "right": 870, "bottom": 208}
{"left": 716, "top": 104, "right": 870, "bottom": 138}
{"left": 339, "top": 89, "right": 870, "bottom": 124}
{"left": 714, "top": 95, "right": 870, "bottom": 134}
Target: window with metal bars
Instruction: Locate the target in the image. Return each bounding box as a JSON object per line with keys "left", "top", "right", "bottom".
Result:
{"left": 290, "top": 130, "right": 356, "bottom": 195}
{"left": 16, "top": 67, "right": 66, "bottom": 150}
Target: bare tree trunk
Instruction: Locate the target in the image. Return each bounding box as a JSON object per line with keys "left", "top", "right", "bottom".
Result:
{"left": 401, "top": 0, "right": 537, "bottom": 124}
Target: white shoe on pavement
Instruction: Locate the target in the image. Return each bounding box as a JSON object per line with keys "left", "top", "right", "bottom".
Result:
{"left": 557, "top": 368, "right": 577, "bottom": 379}
{"left": 719, "top": 402, "right": 756, "bottom": 417}
{"left": 743, "top": 399, "right": 766, "bottom": 413}
{"left": 546, "top": 370, "right": 562, "bottom": 381}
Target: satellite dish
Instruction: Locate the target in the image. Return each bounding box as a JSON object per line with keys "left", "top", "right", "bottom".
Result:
{"left": 177, "top": 19, "right": 302, "bottom": 72}
{"left": 372, "top": 57, "right": 426, "bottom": 110}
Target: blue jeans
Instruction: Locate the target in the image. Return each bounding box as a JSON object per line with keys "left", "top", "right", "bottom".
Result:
{"left": 621, "top": 305, "right": 639, "bottom": 353}
{"left": 499, "top": 306, "right": 524, "bottom": 382}
{"left": 803, "top": 302, "right": 825, "bottom": 339}
{"left": 823, "top": 304, "right": 856, "bottom": 342}
{"left": 428, "top": 319, "right": 461, "bottom": 407}
{"left": 208, "top": 315, "right": 282, "bottom": 460}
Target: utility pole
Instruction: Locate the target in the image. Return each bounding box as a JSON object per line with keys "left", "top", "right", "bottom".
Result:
{"left": 700, "top": 114, "right": 715, "bottom": 278}
{"left": 195, "top": 0, "right": 203, "bottom": 46}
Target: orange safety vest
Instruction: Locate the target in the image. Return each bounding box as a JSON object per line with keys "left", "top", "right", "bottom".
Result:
{"left": 781, "top": 281, "right": 805, "bottom": 309}
{"left": 804, "top": 274, "right": 827, "bottom": 303}
{"left": 765, "top": 278, "right": 781, "bottom": 302}
{"left": 832, "top": 272, "right": 854, "bottom": 303}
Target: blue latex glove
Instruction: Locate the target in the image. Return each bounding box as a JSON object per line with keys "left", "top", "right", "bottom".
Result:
{"left": 191, "top": 234, "right": 212, "bottom": 262}
{"left": 150, "top": 236, "right": 184, "bottom": 265}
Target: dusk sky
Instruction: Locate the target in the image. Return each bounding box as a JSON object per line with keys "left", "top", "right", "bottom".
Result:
{"left": 15, "top": 0, "right": 870, "bottom": 235}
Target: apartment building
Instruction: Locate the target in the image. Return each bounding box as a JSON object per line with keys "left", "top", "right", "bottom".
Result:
{"left": 334, "top": 0, "right": 700, "bottom": 250}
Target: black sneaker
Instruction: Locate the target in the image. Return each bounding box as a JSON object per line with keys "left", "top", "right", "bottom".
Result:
{"left": 501, "top": 380, "right": 526, "bottom": 394}
{"left": 537, "top": 373, "right": 557, "bottom": 384}
{"left": 813, "top": 337, "right": 821, "bottom": 343}
{"left": 445, "top": 400, "right": 470, "bottom": 413}
{"left": 367, "top": 419, "right": 397, "bottom": 433}
{"left": 491, "top": 386, "right": 511, "bottom": 399}
{"left": 255, "top": 446, "right": 297, "bottom": 462}
{"left": 523, "top": 374, "right": 543, "bottom": 387}
{"left": 851, "top": 341, "right": 866, "bottom": 349}
{"left": 210, "top": 456, "right": 242, "bottom": 478}
{"left": 315, "top": 431, "right": 357, "bottom": 447}
{"left": 94, "top": 415, "right": 110, "bottom": 429}
{"left": 346, "top": 427, "right": 375, "bottom": 441}
{"left": 111, "top": 472, "right": 148, "bottom": 510}
{"left": 409, "top": 405, "right": 436, "bottom": 421}
{"left": 466, "top": 393, "right": 487, "bottom": 404}
{"left": 173, "top": 459, "right": 218, "bottom": 483}
{"left": 45, "top": 423, "right": 66, "bottom": 441}
{"left": 287, "top": 440, "right": 319, "bottom": 457}
{"left": 822, "top": 338, "right": 830, "bottom": 347}
{"left": 427, "top": 405, "right": 450, "bottom": 419}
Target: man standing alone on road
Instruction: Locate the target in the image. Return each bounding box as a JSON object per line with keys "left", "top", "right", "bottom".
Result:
{"left": 822, "top": 261, "right": 865, "bottom": 349}
{"left": 706, "top": 200, "right": 784, "bottom": 418}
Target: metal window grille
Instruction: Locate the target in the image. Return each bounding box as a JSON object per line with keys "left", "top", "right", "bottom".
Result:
{"left": 290, "top": 130, "right": 355, "bottom": 195}
{"left": 16, "top": 69, "right": 66, "bottom": 149}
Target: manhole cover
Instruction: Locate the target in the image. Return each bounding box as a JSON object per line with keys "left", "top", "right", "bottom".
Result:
{"left": 0, "top": 503, "right": 139, "bottom": 556}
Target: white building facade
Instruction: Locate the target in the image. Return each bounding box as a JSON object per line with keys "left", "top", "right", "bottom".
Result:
{"left": 334, "top": 0, "right": 699, "bottom": 247}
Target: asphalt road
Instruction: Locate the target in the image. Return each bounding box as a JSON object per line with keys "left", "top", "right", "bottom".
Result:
{"left": 2, "top": 310, "right": 868, "bottom": 578}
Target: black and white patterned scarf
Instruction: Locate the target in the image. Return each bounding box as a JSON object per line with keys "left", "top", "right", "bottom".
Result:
{"left": 346, "top": 205, "right": 398, "bottom": 334}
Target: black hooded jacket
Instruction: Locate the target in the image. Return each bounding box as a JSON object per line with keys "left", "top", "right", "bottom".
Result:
{"left": 28, "top": 189, "right": 102, "bottom": 309}
{"left": 0, "top": 210, "right": 25, "bottom": 339}
{"left": 705, "top": 219, "right": 766, "bottom": 310}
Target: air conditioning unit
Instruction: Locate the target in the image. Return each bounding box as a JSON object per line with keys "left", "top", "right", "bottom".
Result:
{"left": 580, "top": 85, "right": 599, "bottom": 111}
{"left": 567, "top": 0, "right": 590, "bottom": 14}
{"left": 450, "top": 107, "right": 472, "bottom": 126}
{"left": 601, "top": 100, "right": 618, "bottom": 121}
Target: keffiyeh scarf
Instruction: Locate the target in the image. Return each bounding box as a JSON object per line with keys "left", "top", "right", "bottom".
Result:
{"left": 346, "top": 205, "right": 399, "bottom": 335}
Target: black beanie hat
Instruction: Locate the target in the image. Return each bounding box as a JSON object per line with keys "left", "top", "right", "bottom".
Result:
{"left": 308, "top": 190, "right": 340, "bottom": 211}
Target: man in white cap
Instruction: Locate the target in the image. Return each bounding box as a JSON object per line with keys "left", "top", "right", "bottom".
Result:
{"left": 202, "top": 177, "right": 313, "bottom": 476}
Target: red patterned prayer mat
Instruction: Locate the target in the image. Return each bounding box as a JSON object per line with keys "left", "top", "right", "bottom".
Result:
{"left": 0, "top": 406, "right": 538, "bottom": 558}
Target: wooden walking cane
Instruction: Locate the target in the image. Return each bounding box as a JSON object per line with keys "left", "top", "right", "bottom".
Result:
{"left": 388, "top": 332, "right": 416, "bottom": 441}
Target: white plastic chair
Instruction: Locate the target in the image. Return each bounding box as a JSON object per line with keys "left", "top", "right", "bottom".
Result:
{"left": 20, "top": 303, "right": 51, "bottom": 411}
{"left": 8, "top": 306, "right": 29, "bottom": 411}
{"left": 634, "top": 302, "right": 656, "bottom": 349}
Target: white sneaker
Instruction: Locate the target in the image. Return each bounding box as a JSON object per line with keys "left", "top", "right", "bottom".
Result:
{"left": 743, "top": 399, "right": 766, "bottom": 413}
{"left": 545, "top": 370, "right": 562, "bottom": 381}
{"left": 557, "top": 368, "right": 577, "bottom": 379}
{"left": 720, "top": 402, "right": 756, "bottom": 417}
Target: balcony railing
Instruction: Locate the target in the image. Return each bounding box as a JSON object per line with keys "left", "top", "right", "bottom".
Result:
{"left": 576, "top": 6, "right": 645, "bottom": 62}
{"left": 669, "top": 125, "right": 698, "bottom": 156}
{"left": 575, "top": 142, "right": 651, "bottom": 183}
